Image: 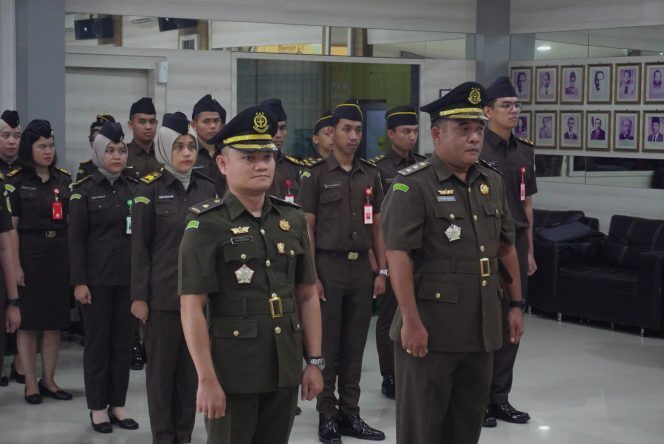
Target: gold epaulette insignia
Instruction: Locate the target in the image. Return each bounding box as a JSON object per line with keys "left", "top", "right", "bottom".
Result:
{"left": 140, "top": 170, "right": 162, "bottom": 184}
{"left": 190, "top": 197, "right": 223, "bottom": 215}
{"left": 398, "top": 160, "right": 430, "bottom": 176}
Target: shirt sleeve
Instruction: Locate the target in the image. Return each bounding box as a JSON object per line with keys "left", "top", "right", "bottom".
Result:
{"left": 4, "top": 178, "right": 20, "bottom": 218}
{"left": 68, "top": 186, "right": 89, "bottom": 285}
{"left": 295, "top": 167, "right": 319, "bottom": 214}
{"left": 130, "top": 183, "right": 155, "bottom": 302}
{"left": 294, "top": 211, "right": 316, "bottom": 285}
{"left": 178, "top": 213, "right": 220, "bottom": 295}
{"left": 526, "top": 150, "right": 538, "bottom": 196}
{"left": 498, "top": 178, "right": 516, "bottom": 245}
{"left": 373, "top": 170, "right": 385, "bottom": 214}
{"left": 381, "top": 177, "right": 425, "bottom": 251}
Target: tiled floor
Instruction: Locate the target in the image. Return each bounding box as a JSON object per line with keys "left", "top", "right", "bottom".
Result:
{"left": 1, "top": 314, "right": 664, "bottom": 443}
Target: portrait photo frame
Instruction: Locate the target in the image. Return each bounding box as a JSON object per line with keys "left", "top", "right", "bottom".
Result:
{"left": 614, "top": 111, "right": 640, "bottom": 152}
{"left": 559, "top": 110, "right": 583, "bottom": 149}
{"left": 535, "top": 66, "right": 558, "bottom": 104}
{"left": 513, "top": 111, "right": 531, "bottom": 141}
{"left": 510, "top": 67, "right": 532, "bottom": 104}
{"left": 644, "top": 63, "right": 664, "bottom": 103}
{"left": 535, "top": 111, "right": 556, "bottom": 148}
{"left": 643, "top": 111, "right": 664, "bottom": 152}
{"left": 587, "top": 64, "right": 612, "bottom": 104}
{"left": 560, "top": 65, "right": 584, "bottom": 104}
{"left": 586, "top": 111, "right": 611, "bottom": 151}
{"left": 615, "top": 63, "right": 641, "bottom": 104}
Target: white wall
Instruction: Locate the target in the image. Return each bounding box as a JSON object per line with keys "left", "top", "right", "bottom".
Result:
{"left": 0, "top": 0, "right": 16, "bottom": 110}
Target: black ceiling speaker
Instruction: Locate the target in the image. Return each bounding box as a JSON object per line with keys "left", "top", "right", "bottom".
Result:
{"left": 92, "top": 18, "right": 114, "bottom": 39}
{"left": 157, "top": 18, "right": 178, "bottom": 32}
{"left": 74, "top": 19, "right": 95, "bottom": 40}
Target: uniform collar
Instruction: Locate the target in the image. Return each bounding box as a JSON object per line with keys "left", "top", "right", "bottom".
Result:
{"left": 198, "top": 143, "right": 213, "bottom": 160}
{"left": 224, "top": 191, "right": 277, "bottom": 221}
{"left": 326, "top": 153, "right": 365, "bottom": 174}
{"left": 91, "top": 169, "right": 130, "bottom": 186}
{"left": 386, "top": 148, "right": 414, "bottom": 166}
{"left": 431, "top": 154, "right": 486, "bottom": 184}
{"left": 128, "top": 140, "right": 155, "bottom": 155}
{"left": 485, "top": 128, "right": 516, "bottom": 148}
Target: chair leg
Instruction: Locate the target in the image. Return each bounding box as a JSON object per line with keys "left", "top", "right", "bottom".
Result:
{"left": 640, "top": 328, "right": 645, "bottom": 337}
{"left": 557, "top": 313, "right": 562, "bottom": 322}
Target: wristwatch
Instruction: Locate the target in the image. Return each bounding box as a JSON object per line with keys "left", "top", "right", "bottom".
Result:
{"left": 509, "top": 300, "right": 526, "bottom": 311}
{"left": 378, "top": 269, "right": 389, "bottom": 277}
{"left": 305, "top": 356, "right": 326, "bottom": 370}
{"left": 6, "top": 297, "right": 20, "bottom": 308}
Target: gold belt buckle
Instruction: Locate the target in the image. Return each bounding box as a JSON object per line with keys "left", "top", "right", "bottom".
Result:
{"left": 269, "top": 295, "right": 284, "bottom": 319}
{"left": 480, "top": 258, "right": 491, "bottom": 277}
{"left": 45, "top": 230, "right": 56, "bottom": 238}
{"left": 347, "top": 252, "right": 359, "bottom": 260}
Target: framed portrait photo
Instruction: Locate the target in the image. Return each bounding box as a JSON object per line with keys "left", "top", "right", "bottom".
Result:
{"left": 643, "top": 111, "right": 664, "bottom": 152}
{"left": 560, "top": 66, "right": 584, "bottom": 104}
{"left": 510, "top": 67, "right": 532, "bottom": 104}
{"left": 644, "top": 63, "right": 664, "bottom": 103}
{"left": 615, "top": 63, "right": 641, "bottom": 104}
{"left": 587, "top": 64, "right": 612, "bottom": 104}
{"left": 535, "top": 111, "right": 556, "bottom": 148}
{"left": 513, "top": 111, "right": 531, "bottom": 141}
{"left": 535, "top": 66, "right": 558, "bottom": 104}
{"left": 586, "top": 111, "right": 611, "bottom": 151}
{"left": 614, "top": 111, "right": 639, "bottom": 152}
{"left": 559, "top": 111, "right": 583, "bottom": 149}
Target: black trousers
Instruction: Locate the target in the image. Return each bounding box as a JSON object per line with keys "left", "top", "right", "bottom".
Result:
{"left": 144, "top": 310, "right": 197, "bottom": 444}
{"left": 81, "top": 285, "right": 133, "bottom": 410}
{"left": 205, "top": 387, "right": 298, "bottom": 444}
{"left": 375, "top": 278, "right": 398, "bottom": 377}
{"left": 489, "top": 229, "right": 528, "bottom": 404}
{"left": 315, "top": 251, "right": 374, "bottom": 416}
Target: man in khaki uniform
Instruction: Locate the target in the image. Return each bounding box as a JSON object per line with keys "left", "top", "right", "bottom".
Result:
{"left": 381, "top": 82, "right": 525, "bottom": 444}
{"left": 179, "top": 105, "right": 324, "bottom": 444}
{"left": 126, "top": 97, "right": 162, "bottom": 180}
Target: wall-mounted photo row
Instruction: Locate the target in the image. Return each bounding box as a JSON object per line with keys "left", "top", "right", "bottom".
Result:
{"left": 614, "top": 111, "right": 639, "bottom": 152}
{"left": 535, "top": 66, "right": 558, "bottom": 104}
{"left": 535, "top": 111, "right": 556, "bottom": 148}
{"left": 513, "top": 111, "right": 531, "bottom": 140}
{"left": 643, "top": 111, "right": 664, "bottom": 152}
{"left": 559, "top": 111, "right": 583, "bottom": 149}
{"left": 615, "top": 63, "right": 641, "bottom": 104}
{"left": 586, "top": 111, "right": 611, "bottom": 151}
{"left": 644, "top": 63, "right": 664, "bottom": 103}
{"left": 560, "top": 66, "right": 584, "bottom": 104}
{"left": 587, "top": 64, "right": 612, "bottom": 104}
{"left": 510, "top": 67, "right": 532, "bottom": 104}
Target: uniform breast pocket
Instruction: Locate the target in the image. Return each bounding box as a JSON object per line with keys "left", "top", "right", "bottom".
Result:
{"left": 19, "top": 188, "right": 38, "bottom": 200}
{"left": 433, "top": 203, "right": 466, "bottom": 243}
{"left": 272, "top": 238, "right": 306, "bottom": 282}
{"left": 155, "top": 200, "right": 177, "bottom": 217}
{"left": 88, "top": 198, "right": 111, "bottom": 212}
{"left": 482, "top": 200, "right": 501, "bottom": 240}
{"left": 223, "top": 243, "right": 261, "bottom": 287}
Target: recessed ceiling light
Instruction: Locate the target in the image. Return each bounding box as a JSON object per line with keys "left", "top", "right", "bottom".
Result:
{"left": 660, "top": 52, "right": 664, "bottom": 55}
{"left": 537, "top": 45, "right": 552, "bottom": 52}
{"left": 539, "top": 426, "right": 551, "bottom": 431}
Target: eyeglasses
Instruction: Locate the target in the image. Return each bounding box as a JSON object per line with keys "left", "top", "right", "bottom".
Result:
{"left": 494, "top": 102, "right": 522, "bottom": 111}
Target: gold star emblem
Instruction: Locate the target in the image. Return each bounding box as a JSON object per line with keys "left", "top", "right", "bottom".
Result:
{"left": 479, "top": 184, "right": 490, "bottom": 195}
{"left": 231, "top": 226, "right": 250, "bottom": 234}
{"left": 279, "top": 220, "right": 290, "bottom": 231}
{"left": 234, "top": 264, "right": 254, "bottom": 284}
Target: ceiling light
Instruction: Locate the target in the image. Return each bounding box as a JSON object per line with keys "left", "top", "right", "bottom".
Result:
{"left": 537, "top": 45, "right": 552, "bottom": 52}
{"left": 539, "top": 426, "right": 551, "bottom": 431}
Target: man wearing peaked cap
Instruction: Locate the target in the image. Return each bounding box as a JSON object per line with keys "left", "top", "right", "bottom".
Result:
{"left": 191, "top": 95, "right": 228, "bottom": 195}
{"left": 481, "top": 76, "right": 535, "bottom": 428}
{"left": 179, "top": 104, "right": 323, "bottom": 444}
{"left": 381, "top": 81, "right": 524, "bottom": 444}
{"left": 126, "top": 97, "right": 162, "bottom": 181}
{"left": 0, "top": 110, "right": 22, "bottom": 174}
{"left": 260, "top": 98, "right": 303, "bottom": 202}
{"left": 368, "top": 104, "right": 426, "bottom": 401}
{"left": 76, "top": 114, "right": 117, "bottom": 181}
{"left": 297, "top": 97, "right": 387, "bottom": 443}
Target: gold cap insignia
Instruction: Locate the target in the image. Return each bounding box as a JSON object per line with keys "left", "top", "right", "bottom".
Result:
{"left": 437, "top": 189, "right": 454, "bottom": 196}
{"left": 231, "top": 226, "right": 250, "bottom": 234}
{"left": 253, "top": 111, "right": 269, "bottom": 134}
{"left": 468, "top": 87, "right": 482, "bottom": 105}
{"left": 479, "top": 183, "right": 490, "bottom": 195}
{"left": 279, "top": 220, "right": 291, "bottom": 231}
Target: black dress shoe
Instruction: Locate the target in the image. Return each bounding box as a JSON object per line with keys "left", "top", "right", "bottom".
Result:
{"left": 381, "top": 375, "right": 395, "bottom": 400}
{"left": 24, "top": 388, "right": 42, "bottom": 405}
{"left": 294, "top": 406, "right": 302, "bottom": 416}
{"left": 38, "top": 380, "right": 73, "bottom": 400}
{"left": 10, "top": 363, "right": 25, "bottom": 384}
{"left": 0, "top": 375, "right": 8, "bottom": 386}
{"left": 108, "top": 407, "right": 139, "bottom": 430}
{"left": 90, "top": 412, "right": 113, "bottom": 434}
{"left": 489, "top": 402, "right": 530, "bottom": 424}
{"left": 338, "top": 414, "right": 385, "bottom": 441}
{"left": 483, "top": 408, "right": 497, "bottom": 427}
{"left": 130, "top": 343, "right": 146, "bottom": 370}
{"left": 318, "top": 414, "right": 341, "bottom": 444}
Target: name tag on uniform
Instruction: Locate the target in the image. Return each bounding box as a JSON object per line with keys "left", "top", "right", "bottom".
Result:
{"left": 437, "top": 195, "right": 456, "bottom": 202}
{"left": 90, "top": 195, "right": 107, "bottom": 200}
{"left": 21, "top": 186, "right": 36, "bottom": 191}
{"left": 323, "top": 182, "right": 342, "bottom": 189}
{"left": 158, "top": 194, "right": 175, "bottom": 200}
{"left": 231, "top": 236, "right": 253, "bottom": 245}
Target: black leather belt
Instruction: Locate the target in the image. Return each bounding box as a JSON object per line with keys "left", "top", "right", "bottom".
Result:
{"left": 18, "top": 229, "right": 66, "bottom": 238}
{"left": 316, "top": 250, "right": 368, "bottom": 260}
{"left": 211, "top": 297, "right": 295, "bottom": 318}
{"left": 416, "top": 257, "right": 498, "bottom": 276}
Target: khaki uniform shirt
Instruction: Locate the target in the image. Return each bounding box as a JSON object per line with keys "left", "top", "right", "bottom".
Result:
{"left": 178, "top": 193, "right": 315, "bottom": 394}
{"left": 192, "top": 144, "right": 227, "bottom": 197}
{"left": 381, "top": 155, "right": 515, "bottom": 353}
{"left": 371, "top": 148, "right": 427, "bottom": 194}
{"left": 126, "top": 140, "right": 162, "bottom": 180}
{"left": 268, "top": 151, "right": 303, "bottom": 200}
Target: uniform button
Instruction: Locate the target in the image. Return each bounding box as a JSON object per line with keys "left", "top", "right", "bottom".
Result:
{"left": 240, "top": 253, "right": 247, "bottom": 260}
{"left": 481, "top": 280, "right": 487, "bottom": 287}
{"left": 260, "top": 229, "right": 266, "bottom": 235}
{"left": 289, "top": 250, "right": 295, "bottom": 256}
{"left": 495, "top": 209, "right": 499, "bottom": 215}
{"left": 274, "top": 326, "right": 282, "bottom": 334}
{"left": 233, "top": 330, "right": 239, "bottom": 337}
{"left": 449, "top": 213, "right": 455, "bottom": 220}
{"left": 271, "top": 293, "right": 278, "bottom": 298}
{"left": 435, "top": 292, "right": 441, "bottom": 299}
{"left": 266, "top": 260, "right": 271, "bottom": 267}
{"left": 296, "top": 323, "right": 301, "bottom": 330}
{"left": 480, "top": 245, "right": 485, "bottom": 252}
{"left": 473, "top": 214, "right": 478, "bottom": 221}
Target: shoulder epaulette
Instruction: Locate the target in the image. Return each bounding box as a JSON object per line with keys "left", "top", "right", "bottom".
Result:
{"left": 140, "top": 170, "right": 162, "bottom": 184}
{"left": 268, "top": 195, "right": 302, "bottom": 209}
{"left": 70, "top": 175, "right": 92, "bottom": 188}
{"left": 125, "top": 176, "right": 139, "bottom": 183}
{"left": 0, "top": 172, "right": 4, "bottom": 181}
{"left": 398, "top": 160, "right": 430, "bottom": 176}
{"left": 283, "top": 154, "right": 305, "bottom": 167}
{"left": 478, "top": 159, "right": 504, "bottom": 175}
{"left": 359, "top": 157, "right": 377, "bottom": 167}
{"left": 413, "top": 152, "right": 428, "bottom": 160}
{"left": 516, "top": 136, "right": 535, "bottom": 147}
{"left": 56, "top": 167, "right": 71, "bottom": 176}
{"left": 79, "top": 159, "right": 92, "bottom": 165}
{"left": 302, "top": 157, "right": 324, "bottom": 168}
{"left": 368, "top": 154, "right": 386, "bottom": 164}
{"left": 192, "top": 169, "right": 214, "bottom": 183}
{"left": 189, "top": 197, "right": 224, "bottom": 215}
{"left": 301, "top": 156, "right": 322, "bottom": 166}
{"left": 7, "top": 167, "right": 22, "bottom": 177}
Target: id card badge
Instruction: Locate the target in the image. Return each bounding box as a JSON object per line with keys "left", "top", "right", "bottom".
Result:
{"left": 126, "top": 199, "right": 133, "bottom": 234}
{"left": 519, "top": 166, "right": 526, "bottom": 201}
{"left": 363, "top": 186, "right": 374, "bottom": 225}
{"left": 52, "top": 188, "right": 63, "bottom": 220}
{"left": 284, "top": 179, "right": 295, "bottom": 203}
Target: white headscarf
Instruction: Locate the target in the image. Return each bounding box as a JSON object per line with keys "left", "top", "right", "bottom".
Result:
{"left": 91, "top": 133, "right": 126, "bottom": 183}
{"left": 155, "top": 124, "right": 197, "bottom": 190}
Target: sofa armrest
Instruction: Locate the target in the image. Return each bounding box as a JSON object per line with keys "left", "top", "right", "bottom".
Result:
{"left": 636, "top": 250, "right": 664, "bottom": 329}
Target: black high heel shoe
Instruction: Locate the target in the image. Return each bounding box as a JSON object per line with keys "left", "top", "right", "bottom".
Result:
{"left": 24, "top": 387, "right": 42, "bottom": 405}
{"left": 107, "top": 407, "right": 139, "bottom": 430}
{"left": 38, "top": 380, "right": 72, "bottom": 400}
{"left": 90, "top": 411, "right": 112, "bottom": 434}
{"left": 10, "top": 363, "right": 25, "bottom": 384}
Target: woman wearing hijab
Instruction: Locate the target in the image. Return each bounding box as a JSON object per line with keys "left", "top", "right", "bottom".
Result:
{"left": 4, "top": 119, "right": 72, "bottom": 404}
{"left": 69, "top": 121, "right": 139, "bottom": 433}
{"left": 130, "top": 112, "right": 216, "bottom": 444}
